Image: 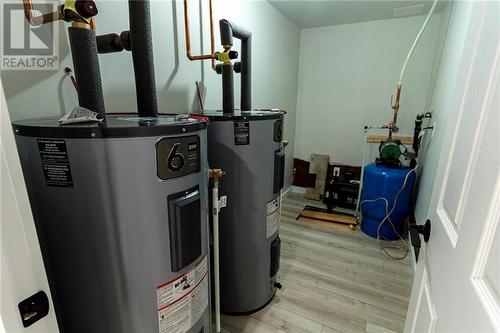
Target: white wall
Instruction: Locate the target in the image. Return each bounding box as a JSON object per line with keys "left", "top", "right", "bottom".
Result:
{"left": 294, "top": 14, "right": 442, "bottom": 166}
{"left": 414, "top": 1, "right": 474, "bottom": 223}
{"left": 0, "top": 0, "right": 300, "bottom": 188}
{"left": 0, "top": 80, "right": 60, "bottom": 332}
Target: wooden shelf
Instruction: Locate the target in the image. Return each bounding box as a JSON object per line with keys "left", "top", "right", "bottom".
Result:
{"left": 366, "top": 135, "right": 413, "bottom": 145}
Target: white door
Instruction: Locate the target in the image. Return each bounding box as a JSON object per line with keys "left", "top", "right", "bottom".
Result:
{"left": 0, "top": 80, "right": 59, "bottom": 332}
{"left": 405, "top": 1, "right": 500, "bottom": 332}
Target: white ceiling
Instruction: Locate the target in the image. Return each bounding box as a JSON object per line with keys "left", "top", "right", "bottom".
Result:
{"left": 267, "top": 0, "right": 447, "bottom": 29}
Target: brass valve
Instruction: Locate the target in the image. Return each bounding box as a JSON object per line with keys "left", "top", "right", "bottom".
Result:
{"left": 209, "top": 169, "right": 225, "bottom": 182}
{"left": 60, "top": 0, "right": 98, "bottom": 24}
{"left": 214, "top": 50, "right": 238, "bottom": 64}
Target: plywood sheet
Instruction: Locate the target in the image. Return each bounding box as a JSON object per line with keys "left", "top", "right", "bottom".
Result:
{"left": 297, "top": 217, "right": 355, "bottom": 232}
{"left": 299, "top": 210, "right": 358, "bottom": 225}
{"left": 305, "top": 154, "right": 329, "bottom": 200}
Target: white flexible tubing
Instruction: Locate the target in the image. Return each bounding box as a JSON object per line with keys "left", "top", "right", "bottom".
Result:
{"left": 383, "top": 165, "right": 417, "bottom": 221}
{"left": 355, "top": 128, "right": 369, "bottom": 217}
{"left": 359, "top": 165, "right": 417, "bottom": 259}
{"left": 398, "top": 0, "right": 439, "bottom": 82}
{"left": 212, "top": 181, "right": 221, "bottom": 333}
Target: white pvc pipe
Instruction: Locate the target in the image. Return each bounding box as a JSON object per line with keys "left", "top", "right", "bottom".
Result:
{"left": 212, "top": 181, "right": 221, "bottom": 333}
{"left": 398, "top": 0, "right": 439, "bottom": 82}
{"left": 355, "top": 128, "right": 368, "bottom": 217}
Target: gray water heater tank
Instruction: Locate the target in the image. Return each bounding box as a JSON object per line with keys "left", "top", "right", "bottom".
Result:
{"left": 13, "top": 115, "right": 211, "bottom": 333}
{"left": 204, "top": 110, "right": 286, "bottom": 314}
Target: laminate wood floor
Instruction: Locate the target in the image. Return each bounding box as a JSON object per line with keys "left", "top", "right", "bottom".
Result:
{"left": 221, "top": 192, "right": 413, "bottom": 333}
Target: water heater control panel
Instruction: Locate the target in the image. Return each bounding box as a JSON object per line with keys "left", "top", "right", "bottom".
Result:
{"left": 156, "top": 136, "right": 200, "bottom": 180}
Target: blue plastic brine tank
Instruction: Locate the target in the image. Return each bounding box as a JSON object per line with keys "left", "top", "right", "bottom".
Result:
{"left": 360, "top": 163, "right": 416, "bottom": 240}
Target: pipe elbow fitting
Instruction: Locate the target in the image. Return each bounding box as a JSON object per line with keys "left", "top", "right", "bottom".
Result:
{"left": 219, "top": 19, "right": 233, "bottom": 46}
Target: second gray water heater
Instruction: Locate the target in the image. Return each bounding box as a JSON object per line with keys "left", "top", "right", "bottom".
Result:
{"left": 205, "top": 110, "right": 286, "bottom": 314}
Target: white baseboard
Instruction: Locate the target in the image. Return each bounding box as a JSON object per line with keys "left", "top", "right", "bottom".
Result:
{"left": 282, "top": 186, "right": 293, "bottom": 197}
{"left": 291, "top": 186, "right": 306, "bottom": 194}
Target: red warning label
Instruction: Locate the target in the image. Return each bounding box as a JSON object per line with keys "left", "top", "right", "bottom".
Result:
{"left": 267, "top": 194, "right": 281, "bottom": 238}
{"left": 156, "top": 253, "right": 208, "bottom": 333}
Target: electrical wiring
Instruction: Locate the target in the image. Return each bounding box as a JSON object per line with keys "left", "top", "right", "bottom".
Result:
{"left": 378, "top": 164, "right": 417, "bottom": 260}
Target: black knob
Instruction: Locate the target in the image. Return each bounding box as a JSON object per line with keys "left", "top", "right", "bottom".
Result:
{"left": 274, "top": 282, "right": 282, "bottom": 289}
{"left": 75, "top": 0, "right": 98, "bottom": 18}
{"left": 421, "top": 219, "right": 431, "bottom": 243}
{"left": 409, "top": 219, "right": 431, "bottom": 248}
{"left": 167, "top": 144, "right": 185, "bottom": 171}
{"left": 169, "top": 155, "right": 184, "bottom": 171}
{"left": 228, "top": 50, "right": 238, "bottom": 60}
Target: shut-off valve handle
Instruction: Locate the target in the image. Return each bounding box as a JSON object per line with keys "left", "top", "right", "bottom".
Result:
{"left": 60, "top": 0, "right": 98, "bottom": 24}
{"left": 215, "top": 50, "right": 238, "bottom": 64}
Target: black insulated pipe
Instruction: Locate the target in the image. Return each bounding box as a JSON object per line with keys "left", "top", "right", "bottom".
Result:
{"left": 96, "top": 33, "right": 124, "bottom": 53}
{"left": 128, "top": 0, "right": 158, "bottom": 118}
{"left": 68, "top": 26, "right": 105, "bottom": 118}
{"left": 215, "top": 64, "right": 223, "bottom": 75}
{"left": 412, "top": 114, "right": 423, "bottom": 157}
{"left": 222, "top": 63, "right": 234, "bottom": 114}
{"left": 219, "top": 19, "right": 252, "bottom": 111}
{"left": 120, "top": 31, "right": 131, "bottom": 51}
{"left": 233, "top": 62, "right": 241, "bottom": 73}
{"left": 410, "top": 114, "right": 424, "bottom": 168}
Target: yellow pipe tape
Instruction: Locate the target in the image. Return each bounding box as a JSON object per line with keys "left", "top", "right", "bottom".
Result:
{"left": 215, "top": 51, "right": 231, "bottom": 64}
{"left": 64, "top": 0, "right": 92, "bottom": 24}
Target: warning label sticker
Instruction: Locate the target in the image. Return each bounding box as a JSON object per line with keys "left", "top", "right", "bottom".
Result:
{"left": 37, "top": 139, "right": 73, "bottom": 188}
{"left": 157, "top": 253, "right": 208, "bottom": 333}
{"left": 267, "top": 194, "right": 281, "bottom": 238}
{"left": 234, "top": 121, "right": 250, "bottom": 145}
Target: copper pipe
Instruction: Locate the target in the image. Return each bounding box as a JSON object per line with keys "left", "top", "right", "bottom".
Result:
{"left": 389, "top": 82, "right": 402, "bottom": 138}
{"left": 89, "top": 17, "right": 96, "bottom": 31}
{"left": 23, "top": 0, "right": 62, "bottom": 26}
{"left": 208, "top": 0, "right": 215, "bottom": 70}
{"left": 393, "top": 82, "right": 402, "bottom": 109}
{"left": 183, "top": 0, "right": 216, "bottom": 70}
